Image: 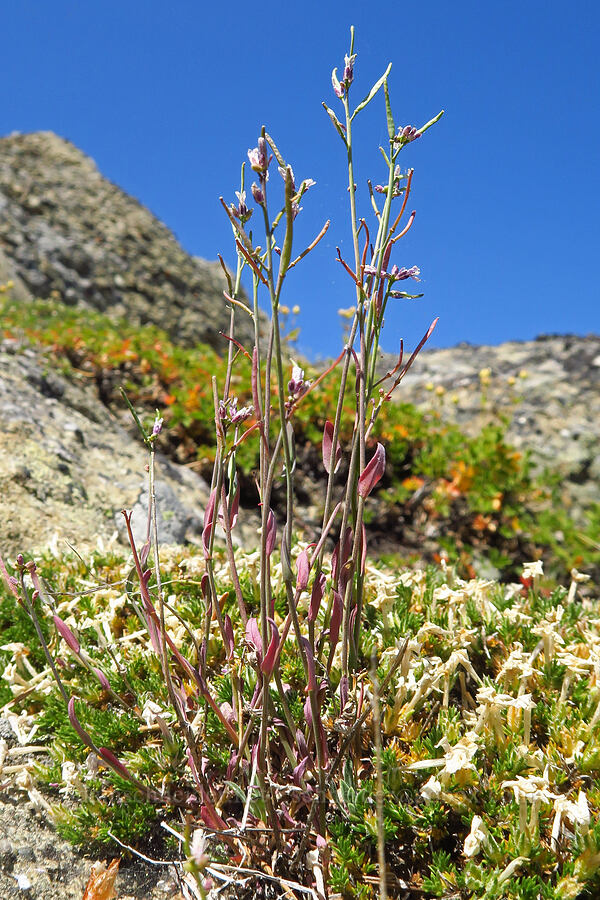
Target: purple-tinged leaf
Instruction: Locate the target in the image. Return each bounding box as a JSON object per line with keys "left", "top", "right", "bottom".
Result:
{"left": 295, "top": 545, "right": 314, "bottom": 594}
{"left": 200, "top": 800, "right": 227, "bottom": 831}
{"left": 226, "top": 750, "right": 240, "bottom": 782}
{"left": 304, "top": 695, "right": 313, "bottom": 728}
{"left": 250, "top": 682, "right": 261, "bottom": 707}
{"left": 245, "top": 617, "right": 262, "bottom": 654}
{"left": 92, "top": 667, "right": 111, "bottom": 691}
{"left": 202, "top": 489, "right": 217, "bottom": 560}
{"left": 53, "top": 615, "right": 81, "bottom": 656}
{"left": 68, "top": 697, "right": 97, "bottom": 753}
{"left": 300, "top": 636, "right": 317, "bottom": 691}
{"left": 218, "top": 481, "right": 240, "bottom": 532}
{"left": 219, "top": 701, "right": 236, "bottom": 728}
{"left": 139, "top": 569, "right": 155, "bottom": 618}
{"left": 322, "top": 421, "right": 341, "bottom": 475}
{"left": 265, "top": 509, "right": 277, "bottom": 558}
{"left": 308, "top": 573, "right": 326, "bottom": 623}
{"left": 358, "top": 443, "right": 386, "bottom": 498}
{"left": 187, "top": 750, "right": 204, "bottom": 792}
{"left": 296, "top": 728, "right": 309, "bottom": 759}
{"left": 341, "top": 527, "right": 354, "bottom": 587}
{"left": 293, "top": 756, "right": 311, "bottom": 786}
{"left": 99, "top": 747, "right": 134, "bottom": 782}
{"left": 261, "top": 618, "right": 280, "bottom": 677}
{"left": 332, "top": 527, "right": 353, "bottom": 594}
{"left": 139, "top": 540, "right": 151, "bottom": 568}
{"left": 280, "top": 802, "right": 300, "bottom": 828}
{"left": 146, "top": 615, "right": 162, "bottom": 657}
{"left": 339, "top": 675, "right": 349, "bottom": 713}
{"left": 0, "top": 555, "right": 20, "bottom": 599}
{"left": 223, "top": 614, "right": 235, "bottom": 660}
{"left": 201, "top": 573, "right": 210, "bottom": 603}
{"left": 318, "top": 721, "right": 329, "bottom": 766}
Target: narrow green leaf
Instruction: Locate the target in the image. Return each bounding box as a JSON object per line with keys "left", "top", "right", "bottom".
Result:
{"left": 417, "top": 109, "right": 445, "bottom": 136}
{"left": 265, "top": 132, "right": 286, "bottom": 168}
{"left": 384, "top": 79, "right": 395, "bottom": 140}
{"left": 322, "top": 103, "right": 348, "bottom": 146}
{"left": 120, "top": 387, "right": 150, "bottom": 445}
{"left": 351, "top": 62, "right": 392, "bottom": 120}
{"left": 276, "top": 168, "right": 294, "bottom": 288}
{"left": 378, "top": 146, "right": 391, "bottom": 167}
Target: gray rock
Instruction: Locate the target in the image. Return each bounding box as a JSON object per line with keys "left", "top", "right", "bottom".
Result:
{"left": 0, "top": 131, "right": 258, "bottom": 351}
{"left": 383, "top": 333, "right": 600, "bottom": 512}
{"left": 0, "top": 339, "right": 213, "bottom": 559}
{"left": 116, "top": 478, "right": 202, "bottom": 547}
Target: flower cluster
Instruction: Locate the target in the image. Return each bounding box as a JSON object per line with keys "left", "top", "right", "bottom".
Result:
{"left": 218, "top": 396, "right": 253, "bottom": 426}
{"left": 331, "top": 53, "right": 356, "bottom": 98}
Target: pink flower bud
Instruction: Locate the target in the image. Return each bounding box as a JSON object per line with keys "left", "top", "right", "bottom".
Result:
{"left": 331, "top": 68, "right": 344, "bottom": 98}
{"left": 343, "top": 53, "right": 356, "bottom": 85}
{"left": 295, "top": 546, "right": 312, "bottom": 594}
{"left": 322, "top": 421, "right": 342, "bottom": 475}
{"left": 53, "top": 615, "right": 81, "bottom": 655}
{"left": 358, "top": 443, "right": 386, "bottom": 498}
{"left": 248, "top": 137, "right": 271, "bottom": 172}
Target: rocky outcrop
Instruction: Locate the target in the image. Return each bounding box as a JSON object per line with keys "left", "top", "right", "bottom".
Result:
{"left": 393, "top": 333, "right": 600, "bottom": 518}
{"left": 0, "top": 337, "right": 212, "bottom": 559}
{"left": 0, "top": 131, "right": 253, "bottom": 350}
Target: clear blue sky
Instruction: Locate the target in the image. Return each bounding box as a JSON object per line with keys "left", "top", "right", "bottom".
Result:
{"left": 1, "top": 1, "right": 598, "bottom": 359}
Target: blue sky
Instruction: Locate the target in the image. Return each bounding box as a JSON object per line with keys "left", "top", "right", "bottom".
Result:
{"left": 1, "top": 1, "right": 598, "bottom": 359}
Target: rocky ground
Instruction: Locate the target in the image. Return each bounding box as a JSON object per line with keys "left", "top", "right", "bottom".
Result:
{"left": 0, "top": 132, "right": 255, "bottom": 351}
{"left": 394, "top": 333, "right": 600, "bottom": 520}
{"left": 0, "top": 337, "right": 213, "bottom": 560}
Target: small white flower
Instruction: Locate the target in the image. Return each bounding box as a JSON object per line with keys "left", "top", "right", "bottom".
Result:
{"left": 141, "top": 699, "right": 163, "bottom": 727}
{"left": 551, "top": 790, "right": 590, "bottom": 849}
{"left": 420, "top": 776, "right": 442, "bottom": 800}
{"left": 437, "top": 732, "right": 479, "bottom": 780}
{"left": 463, "top": 814, "right": 488, "bottom": 858}
{"left": 522, "top": 560, "right": 544, "bottom": 580}
{"left": 190, "top": 829, "right": 208, "bottom": 868}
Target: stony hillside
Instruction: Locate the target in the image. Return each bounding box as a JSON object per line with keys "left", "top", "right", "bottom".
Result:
{"left": 395, "top": 334, "right": 600, "bottom": 521}
{"left": 0, "top": 131, "right": 253, "bottom": 349}
{"left": 0, "top": 130, "right": 598, "bottom": 569}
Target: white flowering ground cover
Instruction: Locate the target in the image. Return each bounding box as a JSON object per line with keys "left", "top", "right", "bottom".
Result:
{"left": 1, "top": 544, "right": 600, "bottom": 900}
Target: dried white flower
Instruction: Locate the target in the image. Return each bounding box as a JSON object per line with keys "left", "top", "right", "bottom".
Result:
{"left": 551, "top": 790, "right": 590, "bottom": 849}
{"left": 420, "top": 776, "right": 442, "bottom": 800}
{"left": 463, "top": 814, "right": 488, "bottom": 857}
{"left": 522, "top": 560, "right": 544, "bottom": 580}
{"left": 503, "top": 770, "right": 559, "bottom": 834}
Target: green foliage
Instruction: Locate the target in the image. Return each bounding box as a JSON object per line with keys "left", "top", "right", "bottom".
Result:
{"left": 52, "top": 789, "right": 158, "bottom": 848}
{"left": 3, "top": 293, "right": 600, "bottom": 588}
